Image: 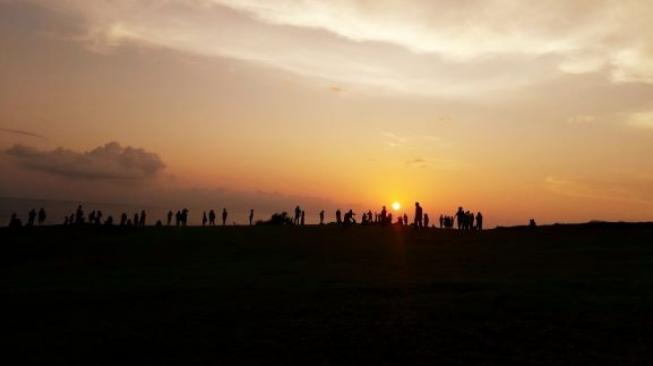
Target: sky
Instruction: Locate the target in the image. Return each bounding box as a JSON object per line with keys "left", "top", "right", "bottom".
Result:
{"left": 1, "top": 0, "right": 653, "bottom": 226}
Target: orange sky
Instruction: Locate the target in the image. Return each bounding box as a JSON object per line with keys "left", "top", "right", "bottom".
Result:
{"left": 1, "top": 0, "right": 653, "bottom": 226}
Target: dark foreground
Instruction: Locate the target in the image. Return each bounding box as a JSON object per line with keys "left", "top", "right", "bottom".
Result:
{"left": 3, "top": 223, "right": 653, "bottom": 365}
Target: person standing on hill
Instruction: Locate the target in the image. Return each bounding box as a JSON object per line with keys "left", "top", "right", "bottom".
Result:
{"left": 294, "top": 206, "right": 301, "bottom": 225}
{"left": 249, "top": 209, "right": 254, "bottom": 226}
{"left": 476, "top": 212, "right": 483, "bottom": 231}
{"left": 414, "top": 202, "right": 423, "bottom": 229}
{"left": 209, "top": 210, "right": 216, "bottom": 226}
{"left": 167, "top": 210, "right": 173, "bottom": 226}
{"left": 424, "top": 213, "right": 430, "bottom": 228}
{"left": 38, "top": 208, "right": 46, "bottom": 226}
{"left": 222, "top": 208, "right": 228, "bottom": 226}
{"left": 319, "top": 210, "right": 325, "bottom": 225}
{"left": 456, "top": 207, "right": 465, "bottom": 230}
{"left": 202, "top": 212, "right": 208, "bottom": 226}
{"left": 336, "top": 209, "right": 342, "bottom": 225}
{"left": 139, "top": 210, "right": 146, "bottom": 227}
{"left": 300, "top": 210, "right": 305, "bottom": 226}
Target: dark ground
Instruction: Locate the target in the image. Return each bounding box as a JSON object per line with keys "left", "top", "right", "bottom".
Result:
{"left": 3, "top": 223, "right": 653, "bottom": 365}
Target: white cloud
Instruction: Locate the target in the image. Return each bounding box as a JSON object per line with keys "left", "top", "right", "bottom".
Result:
{"left": 18, "top": 0, "right": 653, "bottom": 97}
{"left": 627, "top": 111, "right": 653, "bottom": 129}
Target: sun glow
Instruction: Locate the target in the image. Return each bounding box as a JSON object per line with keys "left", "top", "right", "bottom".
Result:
{"left": 391, "top": 201, "right": 401, "bottom": 211}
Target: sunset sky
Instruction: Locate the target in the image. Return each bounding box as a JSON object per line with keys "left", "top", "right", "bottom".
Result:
{"left": 2, "top": 0, "right": 653, "bottom": 225}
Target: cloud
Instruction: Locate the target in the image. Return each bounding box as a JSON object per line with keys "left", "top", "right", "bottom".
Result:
{"left": 566, "top": 115, "right": 596, "bottom": 125}
{"left": 0, "top": 127, "right": 46, "bottom": 139}
{"left": 626, "top": 111, "right": 653, "bottom": 129}
{"left": 16, "top": 0, "right": 653, "bottom": 98}
{"left": 405, "top": 157, "right": 467, "bottom": 171}
{"left": 5, "top": 142, "right": 165, "bottom": 180}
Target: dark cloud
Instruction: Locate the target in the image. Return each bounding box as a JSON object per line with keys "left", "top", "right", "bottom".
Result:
{"left": 0, "top": 127, "right": 46, "bottom": 139}
{"left": 5, "top": 142, "right": 165, "bottom": 180}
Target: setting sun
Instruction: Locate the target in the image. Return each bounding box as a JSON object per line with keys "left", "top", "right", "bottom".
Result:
{"left": 391, "top": 202, "right": 401, "bottom": 211}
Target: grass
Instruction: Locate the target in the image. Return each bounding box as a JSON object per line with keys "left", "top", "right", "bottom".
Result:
{"left": 3, "top": 223, "right": 653, "bottom": 364}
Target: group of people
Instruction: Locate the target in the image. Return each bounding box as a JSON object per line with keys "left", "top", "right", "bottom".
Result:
{"left": 8, "top": 208, "right": 47, "bottom": 228}
{"left": 7, "top": 203, "right": 486, "bottom": 231}
{"left": 197, "top": 208, "right": 248, "bottom": 227}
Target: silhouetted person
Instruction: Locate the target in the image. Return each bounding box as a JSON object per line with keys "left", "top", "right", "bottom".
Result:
{"left": 27, "top": 209, "right": 36, "bottom": 226}
{"left": 344, "top": 209, "right": 355, "bottom": 225}
{"left": 294, "top": 206, "right": 301, "bottom": 225}
{"left": 105, "top": 216, "right": 113, "bottom": 226}
{"left": 300, "top": 210, "right": 305, "bottom": 226}
{"left": 167, "top": 210, "right": 173, "bottom": 226}
{"left": 64, "top": 216, "right": 69, "bottom": 226}
{"left": 319, "top": 210, "right": 325, "bottom": 225}
{"left": 336, "top": 209, "right": 342, "bottom": 225}
{"left": 424, "top": 214, "right": 430, "bottom": 228}
{"left": 75, "top": 205, "right": 84, "bottom": 225}
{"left": 9, "top": 213, "right": 22, "bottom": 228}
{"left": 476, "top": 212, "right": 483, "bottom": 231}
{"left": 249, "top": 209, "right": 254, "bottom": 226}
{"left": 456, "top": 207, "right": 465, "bottom": 230}
{"left": 380, "top": 206, "right": 387, "bottom": 224}
{"left": 403, "top": 213, "right": 408, "bottom": 227}
{"left": 139, "top": 210, "right": 146, "bottom": 227}
{"left": 209, "top": 210, "right": 216, "bottom": 226}
{"left": 222, "top": 208, "right": 227, "bottom": 226}
{"left": 96, "top": 210, "right": 103, "bottom": 225}
{"left": 69, "top": 214, "right": 74, "bottom": 225}
{"left": 202, "top": 211, "right": 208, "bottom": 226}
{"left": 38, "top": 208, "right": 46, "bottom": 225}
{"left": 89, "top": 210, "right": 96, "bottom": 226}
{"left": 175, "top": 211, "right": 181, "bottom": 226}
{"left": 120, "top": 213, "right": 128, "bottom": 227}
{"left": 414, "top": 202, "right": 423, "bottom": 229}
{"left": 439, "top": 214, "right": 444, "bottom": 228}
{"left": 133, "top": 213, "right": 139, "bottom": 227}
{"left": 155, "top": 220, "right": 163, "bottom": 227}
{"left": 529, "top": 218, "right": 537, "bottom": 228}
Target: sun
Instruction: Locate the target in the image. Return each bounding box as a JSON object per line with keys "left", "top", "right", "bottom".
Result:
{"left": 391, "top": 201, "right": 401, "bottom": 211}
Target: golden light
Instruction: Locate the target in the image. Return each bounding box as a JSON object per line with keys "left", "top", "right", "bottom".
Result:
{"left": 391, "top": 201, "right": 401, "bottom": 211}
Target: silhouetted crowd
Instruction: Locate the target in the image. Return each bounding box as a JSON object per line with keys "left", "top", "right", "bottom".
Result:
{"left": 7, "top": 203, "right": 489, "bottom": 231}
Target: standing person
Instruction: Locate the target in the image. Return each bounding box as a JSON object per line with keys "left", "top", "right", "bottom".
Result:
{"left": 120, "top": 213, "right": 128, "bottom": 226}
{"left": 167, "top": 210, "right": 173, "bottom": 226}
{"left": 209, "top": 210, "right": 216, "bottom": 226}
{"left": 249, "top": 209, "right": 254, "bottom": 226}
{"left": 75, "top": 205, "right": 84, "bottom": 225}
{"left": 27, "top": 209, "right": 36, "bottom": 226}
{"left": 476, "top": 212, "right": 483, "bottom": 231}
{"left": 380, "top": 206, "right": 387, "bottom": 224}
{"left": 175, "top": 211, "right": 181, "bottom": 226}
{"left": 403, "top": 213, "right": 408, "bottom": 227}
{"left": 38, "top": 208, "right": 46, "bottom": 226}
{"left": 336, "top": 209, "right": 342, "bottom": 225}
{"left": 439, "top": 215, "right": 444, "bottom": 228}
{"left": 456, "top": 207, "right": 465, "bottom": 230}
{"left": 139, "top": 210, "right": 146, "bottom": 227}
{"left": 319, "top": 210, "right": 325, "bottom": 225}
{"left": 294, "top": 206, "right": 301, "bottom": 225}
{"left": 424, "top": 214, "right": 430, "bottom": 228}
{"left": 222, "top": 208, "right": 228, "bottom": 226}
{"left": 414, "top": 202, "right": 423, "bottom": 229}
{"left": 202, "top": 212, "right": 208, "bottom": 226}
{"left": 300, "top": 210, "right": 305, "bottom": 226}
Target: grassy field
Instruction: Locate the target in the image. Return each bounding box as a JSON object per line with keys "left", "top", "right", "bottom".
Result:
{"left": 3, "top": 224, "right": 653, "bottom": 365}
